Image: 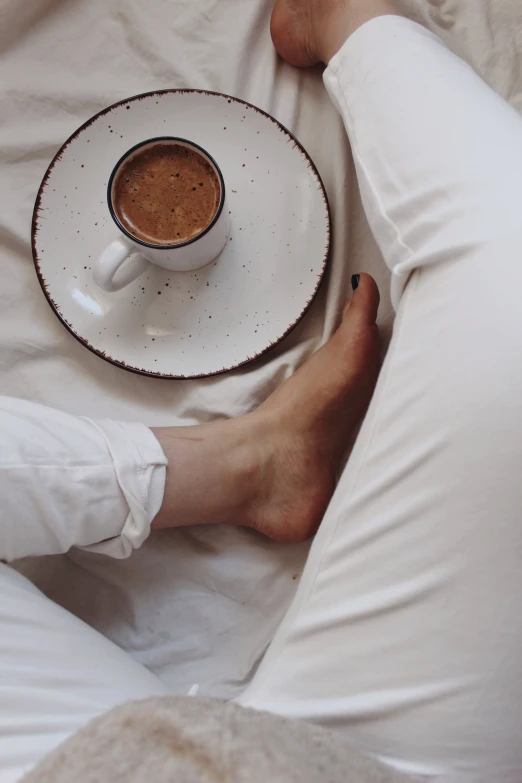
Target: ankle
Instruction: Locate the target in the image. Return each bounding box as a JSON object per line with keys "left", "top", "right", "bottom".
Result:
{"left": 315, "top": 0, "right": 402, "bottom": 63}
{"left": 216, "top": 416, "right": 269, "bottom": 527}
{"left": 151, "top": 418, "right": 266, "bottom": 531}
{"left": 312, "top": 4, "right": 352, "bottom": 63}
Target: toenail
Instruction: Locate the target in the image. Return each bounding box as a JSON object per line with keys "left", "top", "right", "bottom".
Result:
{"left": 351, "top": 274, "right": 360, "bottom": 291}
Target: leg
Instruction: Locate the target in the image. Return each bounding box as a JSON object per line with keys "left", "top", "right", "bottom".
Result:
{"left": 0, "top": 565, "right": 169, "bottom": 783}
{"left": 237, "top": 4, "right": 522, "bottom": 782}
{"left": 0, "top": 397, "right": 174, "bottom": 780}
{"left": 0, "top": 293, "right": 380, "bottom": 779}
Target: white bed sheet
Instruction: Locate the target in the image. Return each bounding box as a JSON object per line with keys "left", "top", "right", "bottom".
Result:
{"left": 2, "top": 0, "right": 522, "bottom": 699}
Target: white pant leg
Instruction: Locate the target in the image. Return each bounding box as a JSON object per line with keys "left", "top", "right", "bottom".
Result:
{"left": 0, "top": 396, "right": 169, "bottom": 781}
{"left": 0, "top": 395, "right": 167, "bottom": 560}
{"left": 237, "top": 18, "right": 522, "bottom": 783}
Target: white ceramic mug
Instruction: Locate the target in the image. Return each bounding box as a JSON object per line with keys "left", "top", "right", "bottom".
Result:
{"left": 94, "top": 137, "right": 229, "bottom": 293}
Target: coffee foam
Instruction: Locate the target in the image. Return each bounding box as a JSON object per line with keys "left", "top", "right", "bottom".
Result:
{"left": 112, "top": 142, "right": 221, "bottom": 245}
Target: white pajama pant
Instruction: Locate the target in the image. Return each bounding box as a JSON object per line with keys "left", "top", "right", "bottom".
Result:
{"left": 2, "top": 16, "right": 522, "bottom": 783}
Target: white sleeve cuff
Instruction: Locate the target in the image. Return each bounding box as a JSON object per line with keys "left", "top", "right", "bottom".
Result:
{"left": 80, "top": 419, "right": 167, "bottom": 559}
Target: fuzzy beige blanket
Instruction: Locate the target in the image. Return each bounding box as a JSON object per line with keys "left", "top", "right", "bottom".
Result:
{"left": 22, "top": 697, "right": 418, "bottom": 783}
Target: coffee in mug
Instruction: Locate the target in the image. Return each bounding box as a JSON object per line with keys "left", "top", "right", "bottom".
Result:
{"left": 94, "top": 137, "right": 229, "bottom": 293}
{"left": 112, "top": 142, "right": 221, "bottom": 245}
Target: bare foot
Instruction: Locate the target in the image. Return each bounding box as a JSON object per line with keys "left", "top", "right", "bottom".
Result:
{"left": 153, "top": 274, "right": 380, "bottom": 543}
{"left": 247, "top": 272, "right": 379, "bottom": 541}
{"left": 270, "top": 0, "right": 401, "bottom": 66}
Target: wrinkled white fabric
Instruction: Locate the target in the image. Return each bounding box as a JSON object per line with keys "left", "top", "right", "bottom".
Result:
{"left": 0, "top": 397, "right": 169, "bottom": 783}
{"left": 80, "top": 418, "right": 166, "bottom": 558}
{"left": 3, "top": 0, "right": 522, "bottom": 704}
{"left": 238, "top": 17, "right": 522, "bottom": 783}
{"left": 2, "top": 1, "right": 522, "bottom": 780}
{"left": 0, "top": 563, "right": 169, "bottom": 783}
{"left": 0, "top": 397, "right": 166, "bottom": 561}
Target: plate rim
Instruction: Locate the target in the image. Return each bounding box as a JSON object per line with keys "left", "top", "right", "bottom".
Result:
{"left": 31, "top": 88, "right": 331, "bottom": 380}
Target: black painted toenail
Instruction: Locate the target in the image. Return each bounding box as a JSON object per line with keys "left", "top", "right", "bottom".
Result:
{"left": 351, "top": 274, "right": 360, "bottom": 291}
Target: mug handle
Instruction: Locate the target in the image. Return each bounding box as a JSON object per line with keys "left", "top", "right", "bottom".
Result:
{"left": 93, "top": 238, "right": 149, "bottom": 292}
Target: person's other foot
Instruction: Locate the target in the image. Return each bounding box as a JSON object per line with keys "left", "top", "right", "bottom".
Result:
{"left": 270, "top": 0, "right": 353, "bottom": 66}
{"left": 270, "top": 0, "right": 400, "bottom": 66}
{"left": 244, "top": 272, "right": 380, "bottom": 542}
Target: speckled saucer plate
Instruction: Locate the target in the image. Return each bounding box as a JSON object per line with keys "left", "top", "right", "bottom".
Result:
{"left": 32, "top": 90, "right": 330, "bottom": 378}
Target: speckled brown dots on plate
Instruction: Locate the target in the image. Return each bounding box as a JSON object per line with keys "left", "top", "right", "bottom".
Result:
{"left": 31, "top": 88, "right": 330, "bottom": 379}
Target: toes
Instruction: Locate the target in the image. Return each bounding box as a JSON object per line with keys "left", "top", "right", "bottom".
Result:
{"left": 343, "top": 273, "right": 380, "bottom": 326}
{"left": 339, "top": 273, "right": 381, "bottom": 376}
